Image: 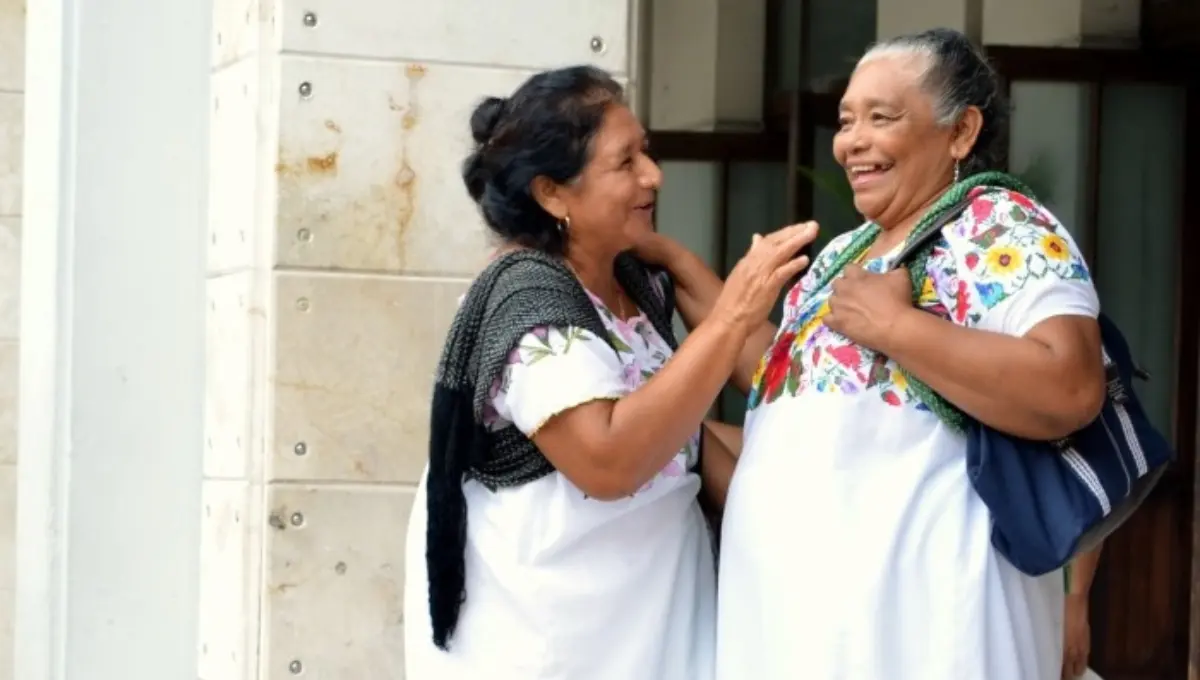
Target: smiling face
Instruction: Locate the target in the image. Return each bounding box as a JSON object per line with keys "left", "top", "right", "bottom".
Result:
{"left": 533, "top": 104, "right": 662, "bottom": 256}
{"left": 833, "top": 52, "right": 981, "bottom": 230}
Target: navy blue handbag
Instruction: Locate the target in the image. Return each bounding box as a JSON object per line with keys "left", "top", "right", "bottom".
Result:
{"left": 961, "top": 313, "right": 1173, "bottom": 575}
{"left": 892, "top": 178, "right": 1176, "bottom": 576}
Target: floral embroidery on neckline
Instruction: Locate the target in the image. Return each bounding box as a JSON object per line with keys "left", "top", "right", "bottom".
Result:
{"left": 745, "top": 188, "right": 1092, "bottom": 413}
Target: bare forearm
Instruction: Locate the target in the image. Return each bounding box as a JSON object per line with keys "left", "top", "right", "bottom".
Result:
{"left": 880, "top": 309, "right": 1103, "bottom": 440}
{"left": 1068, "top": 546, "right": 1102, "bottom": 596}
{"left": 537, "top": 318, "right": 746, "bottom": 500}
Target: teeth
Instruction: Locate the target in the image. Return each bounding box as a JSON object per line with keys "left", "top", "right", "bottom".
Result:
{"left": 850, "top": 164, "right": 888, "bottom": 174}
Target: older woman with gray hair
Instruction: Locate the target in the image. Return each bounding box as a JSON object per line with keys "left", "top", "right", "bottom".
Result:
{"left": 637, "top": 27, "right": 1106, "bottom": 679}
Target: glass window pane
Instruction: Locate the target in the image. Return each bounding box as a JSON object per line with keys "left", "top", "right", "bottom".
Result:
{"left": 657, "top": 161, "right": 724, "bottom": 341}
{"left": 773, "top": 0, "right": 875, "bottom": 93}
{"left": 809, "top": 126, "right": 861, "bottom": 253}
{"left": 658, "top": 161, "right": 724, "bottom": 269}
{"left": 1007, "top": 81, "right": 1093, "bottom": 256}
{"left": 807, "top": 0, "right": 876, "bottom": 86}
{"left": 773, "top": 0, "right": 803, "bottom": 93}
{"left": 722, "top": 161, "right": 789, "bottom": 423}
{"left": 1093, "top": 84, "right": 1185, "bottom": 435}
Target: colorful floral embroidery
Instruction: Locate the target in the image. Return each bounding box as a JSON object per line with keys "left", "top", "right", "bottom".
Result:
{"left": 747, "top": 189, "right": 1093, "bottom": 412}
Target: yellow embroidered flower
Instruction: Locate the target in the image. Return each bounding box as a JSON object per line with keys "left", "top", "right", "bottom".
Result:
{"left": 891, "top": 368, "right": 909, "bottom": 392}
{"left": 796, "top": 301, "right": 831, "bottom": 345}
{"left": 986, "top": 245, "right": 1022, "bottom": 275}
{"left": 750, "top": 356, "right": 767, "bottom": 387}
{"left": 1041, "top": 234, "right": 1070, "bottom": 261}
{"left": 918, "top": 276, "right": 936, "bottom": 305}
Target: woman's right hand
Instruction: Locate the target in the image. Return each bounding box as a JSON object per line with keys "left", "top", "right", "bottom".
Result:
{"left": 712, "top": 222, "right": 818, "bottom": 333}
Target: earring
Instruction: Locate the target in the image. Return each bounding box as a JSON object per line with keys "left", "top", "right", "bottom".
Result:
{"left": 953, "top": 160, "right": 961, "bottom": 184}
{"left": 557, "top": 215, "right": 571, "bottom": 235}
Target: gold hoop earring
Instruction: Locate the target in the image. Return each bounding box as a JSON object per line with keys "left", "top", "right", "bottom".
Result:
{"left": 557, "top": 215, "right": 571, "bottom": 235}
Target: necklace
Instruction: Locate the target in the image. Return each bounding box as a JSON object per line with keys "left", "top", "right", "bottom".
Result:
{"left": 565, "top": 260, "right": 627, "bottom": 319}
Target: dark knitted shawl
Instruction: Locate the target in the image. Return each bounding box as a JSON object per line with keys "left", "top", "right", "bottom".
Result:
{"left": 426, "top": 248, "right": 678, "bottom": 649}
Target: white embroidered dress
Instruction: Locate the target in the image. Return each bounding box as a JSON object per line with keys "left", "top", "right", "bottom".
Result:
{"left": 405, "top": 290, "right": 715, "bottom": 680}
{"left": 715, "top": 189, "right": 1099, "bottom": 680}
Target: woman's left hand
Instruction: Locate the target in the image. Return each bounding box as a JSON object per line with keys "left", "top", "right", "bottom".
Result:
{"left": 1062, "top": 593, "right": 1091, "bottom": 678}
{"left": 825, "top": 265, "right": 914, "bottom": 350}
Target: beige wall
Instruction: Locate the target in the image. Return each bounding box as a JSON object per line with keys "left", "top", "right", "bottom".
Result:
{"left": 0, "top": 0, "right": 20, "bottom": 676}
{"left": 200, "top": 0, "right": 640, "bottom": 677}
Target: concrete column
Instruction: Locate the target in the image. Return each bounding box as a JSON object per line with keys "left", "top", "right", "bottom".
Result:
{"left": 647, "top": 0, "right": 767, "bottom": 131}
{"left": 201, "top": 1, "right": 640, "bottom": 678}
{"left": 875, "top": 0, "right": 1139, "bottom": 49}
{"left": 16, "top": 0, "right": 210, "bottom": 678}
{"left": 877, "top": 0, "right": 983, "bottom": 42}
{"left": 983, "top": 0, "right": 1140, "bottom": 47}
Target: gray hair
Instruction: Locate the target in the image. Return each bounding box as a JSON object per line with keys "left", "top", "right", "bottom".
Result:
{"left": 858, "top": 28, "right": 1007, "bottom": 174}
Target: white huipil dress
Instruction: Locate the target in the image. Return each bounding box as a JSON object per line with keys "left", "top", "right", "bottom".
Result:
{"left": 404, "top": 290, "right": 716, "bottom": 680}
{"left": 715, "top": 189, "right": 1099, "bottom": 680}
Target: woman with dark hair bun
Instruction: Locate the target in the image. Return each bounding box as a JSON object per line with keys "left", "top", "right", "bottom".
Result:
{"left": 637, "top": 28, "right": 1107, "bottom": 679}
{"left": 403, "top": 65, "right": 816, "bottom": 680}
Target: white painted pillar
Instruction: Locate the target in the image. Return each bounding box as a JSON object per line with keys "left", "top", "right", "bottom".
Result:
{"left": 16, "top": 0, "right": 211, "bottom": 678}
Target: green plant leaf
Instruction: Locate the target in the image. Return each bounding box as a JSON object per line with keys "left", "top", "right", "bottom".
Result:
{"left": 795, "top": 165, "right": 858, "bottom": 217}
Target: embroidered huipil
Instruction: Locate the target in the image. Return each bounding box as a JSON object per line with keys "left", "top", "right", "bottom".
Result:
{"left": 405, "top": 290, "right": 714, "bottom": 680}
{"left": 715, "top": 189, "right": 1099, "bottom": 680}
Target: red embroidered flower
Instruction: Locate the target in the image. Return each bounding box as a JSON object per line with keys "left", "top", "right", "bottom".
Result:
{"left": 828, "top": 344, "right": 862, "bottom": 371}
{"left": 954, "top": 279, "right": 970, "bottom": 324}
{"left": 761, "top": 331, "right": 797, "bottom": 398}
{"left": 971, "top": 198, "right": 994, "bottom": 223}
{"left": 786, "top": 281, "right": 803, "bottom": 309}
{"left": 1007, "top": 190, "right": 1036, "bottom": 211}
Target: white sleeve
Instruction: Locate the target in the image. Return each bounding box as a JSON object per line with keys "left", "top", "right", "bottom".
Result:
{"left": 934, "top": 191, "right": 1100, "bottom": 337}
{"left": 489, "top": 325, "right": 631, "bottom": 436}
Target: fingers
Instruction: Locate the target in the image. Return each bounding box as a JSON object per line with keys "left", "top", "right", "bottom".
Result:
{"left": 1070, "top": 652, "right": 1089, "bottom": 680}
{"left": 749, "top": 222, "right": 818, "bottom": 262}
{"left": 771, "top": 254, "right": 811, "bottom": 286}
{"left": 842, "top": 264, "right": 865, "bottom": 279}
{"left": 1062, "top": 645, "right": 1086, "bottom": 679}
{"left": 771, "top": 222, "right": 819, "bottom": 261}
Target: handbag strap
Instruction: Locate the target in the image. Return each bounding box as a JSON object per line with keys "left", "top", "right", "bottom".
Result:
{"left": 812, "top": 170, "right": 1029, "bottom": 292}
{"left": 886, "top": 171, "right": 1035, "bottom": 432}
{"left": 748, "top": 171, "right": 1033, "bottom": 414}
{"left": 886, "top": 196, "right": 973, "bottom": 272}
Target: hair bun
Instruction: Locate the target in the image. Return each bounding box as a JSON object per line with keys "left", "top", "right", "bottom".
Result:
{"left": 469, "top": 96, "right": 507, "bottom": 145}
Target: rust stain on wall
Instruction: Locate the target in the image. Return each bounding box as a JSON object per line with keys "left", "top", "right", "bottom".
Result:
{"left": 273, "top": 67, "right": 435, "bottom": 272}
{"left": 305, "top": 151, "right": 339, "bottom": 174}
{"left": 380, "top": 62, "right": 426, "bottom": 267}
